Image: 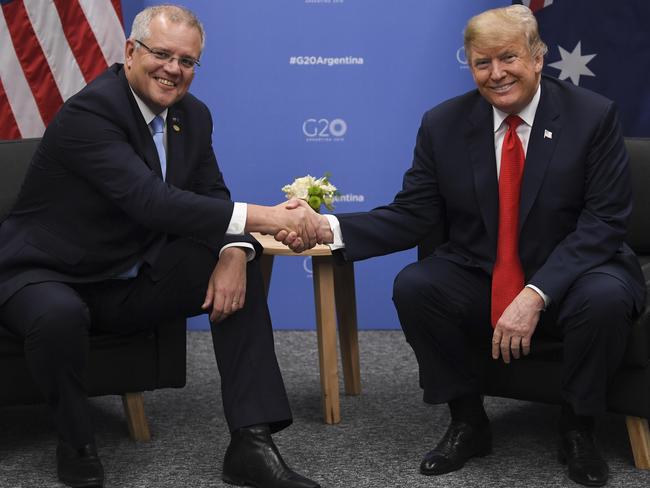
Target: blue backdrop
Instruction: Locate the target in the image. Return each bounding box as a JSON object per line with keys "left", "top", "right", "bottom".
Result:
{"left": 121, "top": 0, "right": 506, "bottom": 330}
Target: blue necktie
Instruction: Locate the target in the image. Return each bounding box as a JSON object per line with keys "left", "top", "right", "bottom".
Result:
{"left": 150, "top": 115, "right": 166, "bottom": 180}
{"left": 116, "top": 116, "right": 165, "bottom": 279}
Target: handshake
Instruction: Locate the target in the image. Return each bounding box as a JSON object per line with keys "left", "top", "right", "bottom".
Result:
{"left": 246, "top": 198, "right": 334, "bottom": 253}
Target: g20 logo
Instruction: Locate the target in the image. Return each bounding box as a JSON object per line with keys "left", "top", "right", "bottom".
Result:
{"left": 303, "top": 257, "right": 312, "bottom": 277}
{"left": 302, "top": 118, "right": 348, "bottom": 138}
{"left": 456, "top": 46, "right": 468, "bottom": 68}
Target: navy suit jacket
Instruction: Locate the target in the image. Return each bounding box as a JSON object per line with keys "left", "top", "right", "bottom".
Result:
{"left": 337, "top": 75, "right": 645, "bottom": 310}
{"left": 0, "top": 64, "right": 258, "bottom": 306}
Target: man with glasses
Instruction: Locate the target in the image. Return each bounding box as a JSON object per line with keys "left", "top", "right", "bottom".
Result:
{"left": 134, "top": 39, "right": 201, "bottom": 70}
{"left": 0, "top": 5, "right": 320, "bottom": 488}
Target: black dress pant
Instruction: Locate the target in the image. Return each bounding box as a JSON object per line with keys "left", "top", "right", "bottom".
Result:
{"left": 0, "top": 238, "right": 292, "bottom": 448}
{"left": 392, "top": 255, "right": 635, "bottom": 416}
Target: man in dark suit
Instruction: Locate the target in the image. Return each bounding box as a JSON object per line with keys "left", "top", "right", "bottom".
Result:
{"left": 0, "top": 5, "right": 319, "bottom": 488}
{"left": 283, "top": 4, "right": 645, "bottom": 487}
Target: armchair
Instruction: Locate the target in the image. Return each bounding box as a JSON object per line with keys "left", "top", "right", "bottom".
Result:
{"left": 418, "top": 137, "right": 650, "bottom": 469}
{"left": 0, "top": 138, "right": 187, "bottom": 441}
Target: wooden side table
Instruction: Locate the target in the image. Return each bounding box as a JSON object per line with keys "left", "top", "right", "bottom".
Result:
{"left": 251, "top": 232, "right": 361, "bottom": 424}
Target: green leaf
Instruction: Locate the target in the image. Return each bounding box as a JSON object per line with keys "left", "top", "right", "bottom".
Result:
{"left": 308, "top": 195, "right": 322, "bottom": 212}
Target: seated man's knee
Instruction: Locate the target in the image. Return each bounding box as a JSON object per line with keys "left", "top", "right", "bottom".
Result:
{"left": 568, "top": 274, "right": 635, "bottom": 326}
{"left": 28, "top": 296, "right": 91, "bottom": 346}
{"left": 393, "top": 262, "right": 431, "bottom": 311}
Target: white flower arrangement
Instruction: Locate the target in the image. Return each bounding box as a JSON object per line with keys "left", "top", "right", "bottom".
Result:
{"left": 282, "top": 174, "right": 338, "bottom": 212}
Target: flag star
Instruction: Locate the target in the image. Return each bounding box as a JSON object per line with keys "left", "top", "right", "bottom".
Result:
{"left": 548, "top": 41, "right": 596, "bottom": 85}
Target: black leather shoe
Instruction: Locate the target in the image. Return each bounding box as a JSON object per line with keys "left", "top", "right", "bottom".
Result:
{"left": 420, "top": 420, "right": 492, "bottom": 475}
{"left": 222, "top": 424, "right": 320, "bottom": 488}
{"left": 56, "top": 442, "right": 104, "bottom": 488}
{"left": 558, "top": 429, "right": 609, "bottom": 486}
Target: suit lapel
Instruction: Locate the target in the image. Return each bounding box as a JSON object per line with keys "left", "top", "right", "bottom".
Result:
{"left": 120, "top": 70, "right": 164, "bottom": 179}
{"left": 139, "top": 119, "right": 164, "bottom": 179}
{"left": 467, "top": 98, "right": 499, "bottom": 246}
{"left": 519, "top": 79, "right": 561, "bottom": 230}
{"left": 165, "top": 107, "right": 185, "bottom": 186}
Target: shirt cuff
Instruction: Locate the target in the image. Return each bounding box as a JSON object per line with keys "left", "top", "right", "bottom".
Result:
{"left": 219, "top": 242, "right": 256, "bottom": 262}
{"left": 324, "top": 214, "right": 345, "bottom": 250}
{"left": 226, "top": 202, "right": 247, "bottom": 235}
{"left": 525, "top": 284, "right": 549, "bottom": 310}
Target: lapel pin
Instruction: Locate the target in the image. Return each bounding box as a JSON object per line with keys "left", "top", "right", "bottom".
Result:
{"left": 544, "top": 129, "right": 553, "bottom": 139}
{"left": 172, "top": 124, "right": 181, "bottom": 132}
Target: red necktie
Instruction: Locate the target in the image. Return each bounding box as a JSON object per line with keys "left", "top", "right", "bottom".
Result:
{"left": 491, "top": 115, "right": 525, "bottom": 327}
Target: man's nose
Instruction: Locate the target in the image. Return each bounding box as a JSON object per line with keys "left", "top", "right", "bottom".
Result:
{"left": 489, "top": 60, "right": 506, "bottom": 79}
{"left": 163, "top": 57, "right": 183, "bottom": 73}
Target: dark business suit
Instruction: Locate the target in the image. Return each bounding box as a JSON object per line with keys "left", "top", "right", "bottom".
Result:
{"left": 336, "top": 75, "right": 646, "bottom": 414}
{"left": 0, "top": 64, "right": 291, "bottom": 446}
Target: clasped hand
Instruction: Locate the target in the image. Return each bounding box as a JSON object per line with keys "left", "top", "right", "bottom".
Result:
{"left": 271, "top": 199, "right": 333, "bottom": 252}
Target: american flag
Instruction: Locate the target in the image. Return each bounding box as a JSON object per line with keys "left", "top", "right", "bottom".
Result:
{"left": 0, "top": 0, "right": 125, "bottom": 140}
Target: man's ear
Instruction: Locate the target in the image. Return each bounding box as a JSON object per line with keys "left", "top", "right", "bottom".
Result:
{"left": 534, "top": 53, "right": 544, "bottom": 74}
{"left": 124, "top": 40, "right": 135, "bottom": 69}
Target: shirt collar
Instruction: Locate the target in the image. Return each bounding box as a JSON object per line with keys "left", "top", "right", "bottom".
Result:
{"left": 129, "top": 86, "right": 168, "bottom": 126}
{"left": 492, "top": 81, "right": 541, "bottom": 133}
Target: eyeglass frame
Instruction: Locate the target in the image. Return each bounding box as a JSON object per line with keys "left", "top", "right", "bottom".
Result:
{"left": 134, "top": 39, "right": 201, "bottom": 70}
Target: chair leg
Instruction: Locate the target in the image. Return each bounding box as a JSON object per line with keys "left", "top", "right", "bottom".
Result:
{"left": 625, "top": 416, "right": 650, "bottom": 469}
{"left": 122, "top": 392, "right": 151, "bottom": 442}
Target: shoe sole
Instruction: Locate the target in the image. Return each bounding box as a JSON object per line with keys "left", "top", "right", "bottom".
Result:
{"left": 57, "top": 479, "right": 103, "bottom": 488}
{"left": 420, "top": 444, "right": 492, "bottom": 476}
{"left": 222, "top": 474, "right": 252, "bottom": 487}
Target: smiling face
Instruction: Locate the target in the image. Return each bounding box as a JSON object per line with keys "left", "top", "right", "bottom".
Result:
{"left": 124, "top": 14, "right": 201, "bottom": 114}
{"left": 468, "top": 35, "right": 543, "bottom": 115}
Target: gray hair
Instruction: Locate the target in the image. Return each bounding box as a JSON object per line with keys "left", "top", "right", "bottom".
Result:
{"left": 129, "top": 4, "right": 205, "bottom": 53}
{"left": 464, "top": 4, "right": 547, "bottom": 63}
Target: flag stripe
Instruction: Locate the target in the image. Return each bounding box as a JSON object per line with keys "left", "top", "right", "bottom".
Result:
{"left": 110, "top": 0, "right": 122, "bottom": 23}
{"left": 24, "top": 0, "right": 86, "bottom": 102}
{"left": 2, "top": 0, "right": 63, "bottom": 129}
{"left": 52, "top": 0, "right": 108, "bottom": 83}
{"left": 0, "top": 79, "right": 22, "bottom": 140}
{"left": 0, "top": 7, "right": 45, "bottom": 138}
{"left": 0, "top": 0, "right": 124, "bottom": 140}
{"left": 529, "top": 0, "right": 546, "bottom": 12}
{"left": 78, "top": 0, "right": 125, "bottom": 67}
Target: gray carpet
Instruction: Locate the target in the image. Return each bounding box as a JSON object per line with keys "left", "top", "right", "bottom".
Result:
{"left": 2, "top": 330, "right": 650, "bottom": 487}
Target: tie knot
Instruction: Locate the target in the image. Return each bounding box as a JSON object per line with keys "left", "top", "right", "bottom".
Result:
{"left": 150, "top": 115, "right": 164, "bottom": 134}
{"left": 505, "top": 114, "right": 523, "bottom": 131}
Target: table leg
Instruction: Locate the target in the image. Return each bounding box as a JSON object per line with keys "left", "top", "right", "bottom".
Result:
{"left": 333, "top": 262, "right": 361, "bottom": 395}
{"left": 312, "top": 256, "right": 341, "bottom": 424}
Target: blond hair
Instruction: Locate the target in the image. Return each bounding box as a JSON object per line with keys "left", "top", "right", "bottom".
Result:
{"left": 464, "top": 5, "right": 547, "bottom": 63}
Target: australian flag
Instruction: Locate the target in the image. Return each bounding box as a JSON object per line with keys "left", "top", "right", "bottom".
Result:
{"left": 514, "top": 0, "right": 650, "bottom": 137}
